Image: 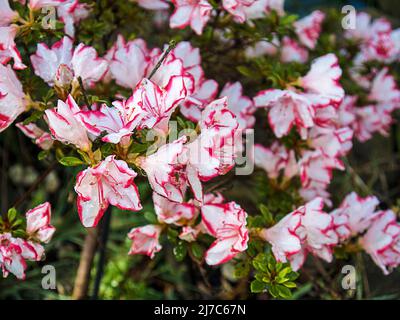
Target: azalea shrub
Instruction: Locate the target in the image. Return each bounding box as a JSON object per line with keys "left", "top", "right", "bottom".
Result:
{"left": 1, "top": 0, "right": 400, "bottom": 300}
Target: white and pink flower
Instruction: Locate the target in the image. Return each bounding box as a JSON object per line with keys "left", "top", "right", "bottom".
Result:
{"left": 182, "top": 97, "right": 239, "bottom": 201}
{"left": 16, "top": 122, "right": 53, "bottom": 150}
{"left": 0, "top": 0, "right": 18, "bottom": 26}
{"left": 299, "top": 149, "right": 344, "bottom": 189}
{"left": 0, "top": 26, "right": 26, "bottom": 70}
{"left": 260, "top": 208, "right": 303, "bottom": 264}
{"left": 78, "top": 101, "right": 141, "bottom": 146}
{"left": 25, "top": 202, "right": 56, "bottom": 243}
{"left": 109, "top": 36, "right": 151, "bottom": 89}
{"left": 254, "top": 142, "right": 298, "bottom": 180}
{"left": 220, "top": 82, "right": 255, "bottom": 129}
{"left": 360, "top": 210, "right": 400, "bottom": 275}
{"left": 153, "top": 192, "right": 197, "bottom": 225}
{"left": 300, "top": 54, "right": 344, "bottom": 107}
{"left": 45, "top": 95, "right": 91, "bottom": 151}
{"left": 57, "top": 0, "right": 91, "bottom": 37}
{"left": 0, "top": 64, "right": 26, "bottom": 132}
{"left": 170, "top": 0, "right": 213, "bottom": 35}
{"left": 202, "top": 201, "right": 248, "bottom": 265}
{"left": 254, "top": 89, "right": 314, "bottom": 138}
{"left": 31, "top": 36, "right": 108, "bottom": 88}
{"left": 134, "top": 0, "right": 169, "bottom": 10}
{"left": 126, "top": 76, "right": 188, "bottom": 134}
{"left": 288, "top": 198, "right": 338, "bottom": 270}
{"left": 331, "top": 192, "right": 379, "bottom": 241}
{"left": 293, "top": 10, "right": 325, "bottom": 50}
{"left": 128, "top": 225, "right": 162, "bottom": 258}
{"left": 75, "top": 156, "right": 142, "bottom": 227}
{"left": 137, "top": 136, "right": 187, "bottom": 203}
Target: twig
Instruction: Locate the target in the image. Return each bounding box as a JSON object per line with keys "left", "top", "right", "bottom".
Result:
{"left": 78, "top": 76, "right": 91, "bottom": 108}
{"left": 91, "top": 208, "right": 112, "bottom": 300}
{"left": 148, "top": 40, "right": 177, "bottom": 80}
{"left": 72, "top": 227, "right": 99, "bottom": 300}
{"left": 12, "top": 160, "right": 57, "bottom": 209}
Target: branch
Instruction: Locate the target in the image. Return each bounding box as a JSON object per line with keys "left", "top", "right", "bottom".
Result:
{"left": 148, "top": 40, "right": 176, "bottom": 80}
{"left": 72, "top": 227, "right": 99, "bottom": 300}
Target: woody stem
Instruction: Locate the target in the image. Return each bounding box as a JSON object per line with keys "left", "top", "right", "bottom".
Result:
{"left": 72, "top": 227, "right": 99, "bottom": 299}
{"left": 147, "top": 40, "right": 177, "bottom": 80}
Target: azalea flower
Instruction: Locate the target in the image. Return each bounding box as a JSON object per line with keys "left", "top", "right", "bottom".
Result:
{"left": 331, "top": 192, "right": 379, "bottom": 241}
{"left": 309, "top": 125, "right": 353, "bottom": 157}
{"left": 137, "top": 136, "right": 187, "bottom": 203}
{"left": 245, "top": 39, "right": 278, "bottom": 58}
{"left": 57, "top": 0, "right": 90, "bottom": 37}
{"left": 75, "top": 155, "right": 142, "bottom": 227}
{"left": 16, "top": 122, "right": 53, "bottom": 150}
{"left": 220, "top": 82, "right": 255, "bottom": 129}
{"left": 0, "top": 233, "right": 27, "bottom": 279}
{"left": 128, "top": 225, "right": 162, "bottom": 258}
{"left": 368, "top": 68, "right": 400, "bottom": 109}
{"left": 134, "top": 0, "right": 169, "bottom": 10}
{"left": 337, "top": 96, "right": 357, "bottom": 127}
{"left": 0, "top": 0, "right": 18, "bottom": 26}
{"left": 0, "top": 202, "right": 55, "bottom": 280}
{"left": 0, "top": 26, "right": 26, "bottom": 70}
{"left": 346, "top": 13, "right": 400, "bottom": 63}
{"left": 31, "top": 36, "right": 108, "bottom": 88}
{"left": 25, "top": 202, "right": 56, "bottom": 243}
{"left": 280, "top": 37, "right": 309, "bottom": 63}
{"left": 222, "top": 0, "right": 255, "bottom": 23}
{"left": 293, "top": 10, "right": 325, "bottom": 50}
{"left": 359, "top": 210, "right": 400, "bottom": 275}
{"left": 170, "top": 0, "right": 213, "bottom": 35}
{"left": 254, "top": 142, "right": 298, "bottom": 180}
{"left": 254, "top": 89, "right": 314, "bottom": 138}
{"left": 78, "top": 101, "right": 141, "bottom": 146}
{"left": 109, "top": 36, "right": 151, "bottom": 89}
{"left": 28, "top": 0, "right": 64, "bottom": 10}
{"left": 299, "top": 149, "right": 344, "bottom": 189}
{"left": 288, "top": 198, "right": 338, "bottom": 270}
{"left": 153, "top": 192, "right": 197, "bottom": 225}
{"left": 182, "top": 97, "right": 239, "bottom": 201}
{"left": 174, "top": 42, "right": 219, "bottom": 122}
{"left": 126, "top": 76, "right": 188, "bottom": 133}
{"left": 0, "top": 64, "right": 26, "bottom": 133}
{"left": 259, "top": 209, "right": 303, "bottom": 263}
{"left": 146, "top": 50, "right": 194, "bottom": 92}
{"left": 202, "top": 202, "right": 248, "bottom": 265}
{"left": 45, "top": 95, "right": 91, "bottom": 151}
{"left": 353, "top": 104, "right": 393, "bottom": 142}
{"left": 299, "top": 53, "right": 344, "bottom": 107}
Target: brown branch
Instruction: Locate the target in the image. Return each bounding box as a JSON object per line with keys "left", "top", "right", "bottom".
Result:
{"left": 72, "top": 227, "right": 99, "bottom": 300}
{"left": 12, "top": 160, "right": 58, "bottom": 209}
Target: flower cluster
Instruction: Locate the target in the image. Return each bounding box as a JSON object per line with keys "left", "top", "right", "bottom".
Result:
{"left": 1, "top": 0, "right": 400, "bottom": 299}
{"left": 0, "top": 203, "right": 55, "bottom": 279}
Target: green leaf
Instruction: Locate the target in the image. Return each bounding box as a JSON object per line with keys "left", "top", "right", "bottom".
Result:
{"left": 250, "top": 280, "right": 265, "bottom": 293}
{"left": 173, "top": 241, "right": 187, "bottom": 262}
{"left": 190, "top": 243, "right": 204, "bottom": 260}
{"left": 12, "top": 229, "right": 27, "bottom": 239}
{"left": 38, "top": 150, "right": 50, "bottom": 161}
{"left": 129, "top": 143, "right": 150, "bottom": 154}
{"left": 143, "top": 211, "right": 158, "bottom": 224}
{"left": 11, "top": 219, "right": 23, "bottom": 228}
{"left": 59, "top": 156, "right": 85, "bottom": 167}
{"left": 167, "top": 228, "right": 179, "bottom": 244}
{"left": 7, "top": 208, "right": 17, "bottom": 223}
{"left": 276, "top": 285, "right": 292, "bottom": 299}
{"left": 259, "top": 204, "right": 274, "bottom": 225}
